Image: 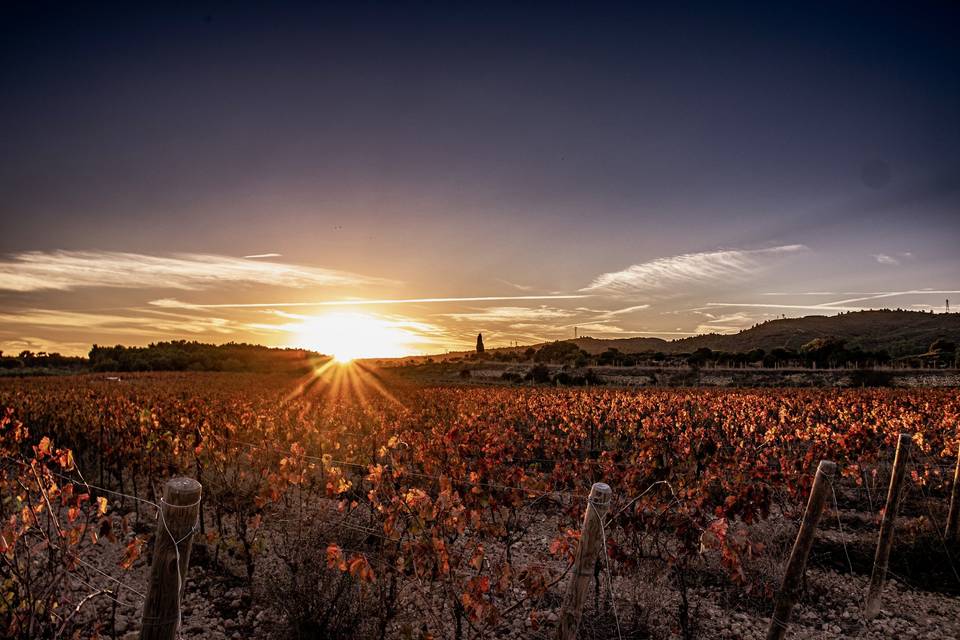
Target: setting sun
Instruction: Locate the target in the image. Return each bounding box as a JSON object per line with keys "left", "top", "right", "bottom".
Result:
{"left": 291, "top": 312, "right": 421, "bottom": 361}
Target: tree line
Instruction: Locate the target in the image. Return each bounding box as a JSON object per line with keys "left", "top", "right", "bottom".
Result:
{"left": 1, "top": 341, "right": 323, "bottom": 374}
{"left": 463, "top": 336, "right": 957, "bottom": 369}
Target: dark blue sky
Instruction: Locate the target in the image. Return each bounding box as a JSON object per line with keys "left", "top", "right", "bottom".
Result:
{"left": 1, "top": 1, "right": 958, "bottom": 354}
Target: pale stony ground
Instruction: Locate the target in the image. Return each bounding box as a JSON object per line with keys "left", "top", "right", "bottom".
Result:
{"left": 62, "top": 494, "right": 960, "bottom": 639}
{"left": 70, "top": 539, "right": 960, "bottom": 640}
{"left": 92, "top": 570, "right": 960, "bottom": 640}
{"left": 676, "top": 570, "right": 959, "bottom": 640}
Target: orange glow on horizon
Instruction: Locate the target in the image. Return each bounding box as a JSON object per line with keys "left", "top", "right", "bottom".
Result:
{"left": 290, "top": 312, "right": 426, "bottom": 361}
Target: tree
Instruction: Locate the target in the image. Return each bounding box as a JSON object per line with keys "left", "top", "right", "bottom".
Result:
{"left": 534, "top": 341, "right": 585, "bottom": 364}
{"left": 800, "top": 337, "right": 847, "bottom": 368}
{"left": 930, "top": 338, "right": 956, "bottom": 354}
{"left": 686, "top": 347, "right": 714, "bottom": 368}
{"left": 476, "top": 333, "right": 484, "bottom": 354}
{"left": 525, "top": 363, "right": 551, "bottom": 383}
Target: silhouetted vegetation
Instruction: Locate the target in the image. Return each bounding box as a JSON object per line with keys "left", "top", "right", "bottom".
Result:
{"left": 525, "top": 364, "right": 551, "bottom": 383}
{"left": 0, "top": 350, "right": 86, "bottom": 374}
{"left": 533, "top": 341, "right": 585, "bottom": 364}
{"left": 848, "top": 369, "right": 894, "bottom": 387}
{"left": 88, "top": 341, "right": 321, "bottom": 373}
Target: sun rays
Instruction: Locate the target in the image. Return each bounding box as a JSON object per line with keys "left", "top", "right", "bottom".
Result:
{"left": 284, "top": 356, "right": 404, "bottom": 408}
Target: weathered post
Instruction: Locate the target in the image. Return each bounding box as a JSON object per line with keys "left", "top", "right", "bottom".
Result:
{"left": 557, "top": 482, "right": 612, "bottom": 640}
{"left": 946, "top": 442, "right": 960, "bottom": 544}
{"left": 140, "top": 477, "right": 202, "bottom": 640}
{"left": 865, "top": 433, "right": 912, "bottom": 620}
{"left": 766, "top": 460, "right": 836, "bottom": 640}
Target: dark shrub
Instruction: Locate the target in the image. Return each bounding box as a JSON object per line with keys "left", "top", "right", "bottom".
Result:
{"left": 849, "top": 369, "right": 893, "bottom": 387}
{"left": 525, "top": 364, "right": 551, "bottom": 383}
{"left": 256, "top": 524, "right": 396, "bottom": 640}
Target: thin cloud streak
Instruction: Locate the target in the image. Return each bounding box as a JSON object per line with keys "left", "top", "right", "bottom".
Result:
{"left": 705, "top": 303, "right": 865, "bottom": 311}
{"left": 442, "top": 306, "right": 576, "bottom": 323}
{"left": 496, "top": 279, "right": 535, "bottom": 291}
{"left": 695, "top": 324, "right": 743, "bottom": 334}
{"left": 817, "top": 290, "right": 960, "bottom": 307}
{"left": 0, "top": 309, "right": 244, "bottom": 335}
{"left": 605, "top": 304, "right": 651, "bottom": 316}
{"left": 872, "top": 251, "right": 914, "bottom": 266}
{"left": 581, "top": 245, "right": 807, "bottom": 293}
{"left": 149, "top": 294, "right": 591, "bottom": 309}
{"left": 574, "top": 304, "right": 652, "bottom": 317}
{"left": 0, "top": 251, "right": 387, "bottom": 292}
{"left": 243, "top": 253, "right": 283, "bottom": 259}
{"left": 707, "top": 290, "right": 960, "bottom": 313}
{"left": 762, "top": 291, "right": 840, "bottom": 296}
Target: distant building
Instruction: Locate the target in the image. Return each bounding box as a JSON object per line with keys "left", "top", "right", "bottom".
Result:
{"left": 476, "top": 333, "right": 485, "bottom": 353}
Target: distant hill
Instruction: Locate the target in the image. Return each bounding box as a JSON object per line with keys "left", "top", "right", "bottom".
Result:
{"left": 569, "top": 310, "right": 959, "bottom": 358}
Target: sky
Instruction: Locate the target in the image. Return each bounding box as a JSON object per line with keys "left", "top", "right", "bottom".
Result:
{"left": 1, "top": 1, "right": 958, "bottom": 358}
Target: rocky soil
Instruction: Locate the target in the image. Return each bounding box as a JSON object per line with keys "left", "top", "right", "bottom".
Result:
{"left": 63, "top": 511, "right": 960, "bottom": 640}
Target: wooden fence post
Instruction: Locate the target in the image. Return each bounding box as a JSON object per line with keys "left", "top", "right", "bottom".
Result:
{"left": 139, "top": 477, "right": 202, "bottom": 640}
{"left": 865, "top": 433, "right": 911, "bottom": 620}
{"left": 557, "top": 482, "right": 612, "bottom": 640}
{"left": 766, "top": 460, "right": 836, "bottom": 640}
{"left": 946, "top": 442, "right": 960, "bottom": 544}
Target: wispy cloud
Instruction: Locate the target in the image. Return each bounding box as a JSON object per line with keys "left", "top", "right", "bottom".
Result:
{"left": 566, "top": 322, "right": 631, "bottom": 335}
{"left": 149, "top": 294, "right": 590, "bottom": 309}
{"left": 496, "top": 279, "right": 535, "bottom": 292}
{"left": 578, "top": 327, "right": 699, "bottom": 337}
{"left": 706, "top": 290, "right": 960, "bottom": 313}
{"left": 762, "top": 291, "right": 838, "bottom": 296}
{"left": 606, "top": 304, "right": 651, "bottom": 315}
{"left": 575, "top": 304, "right": 652, "bottom": 317}
{"left": 0, "top": 251, "right": 387, "bottom": 292}
{"left": 442, "top": 306, "right": 576, "bottom": 323}
{"left": 814, "top": 290, "right": 959, "bottom": 308}
{"left": 581, "top": 245, "right": 806, "bottom": 293}
{"left": 0, "top": 309, "right": 244, "bottom": 336}
{"left": 243, "top": 253, "right": 283, "bottom": 259}
{"left": 689, "top": 310, "right": 758, "bottom": 335}
{"left": 694, "top": 324, "right": 744, "bottom": 335}
{"left": 704, "top": 312, "right": 754, "bottom": 325}
{"left": 872, "top": 251, "right": 913, "bottom": 266}
{"left": 705, "top": 302, "right": 865, "bottom": 312}
{"left": 436, "top": 302, "right": 659, "bottom": 343}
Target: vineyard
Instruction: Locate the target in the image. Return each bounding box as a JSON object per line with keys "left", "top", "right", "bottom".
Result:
{"left": 2, "top": 371, "right": 960, "bottom": 639}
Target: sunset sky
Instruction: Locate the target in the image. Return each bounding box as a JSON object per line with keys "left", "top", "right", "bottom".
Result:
{"left": 2, "top": 2, "right": 958, "bottom": 358}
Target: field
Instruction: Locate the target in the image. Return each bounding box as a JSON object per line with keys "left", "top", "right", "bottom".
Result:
{"left": 2, "top": 370, "right": 960, "bottom": 639}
